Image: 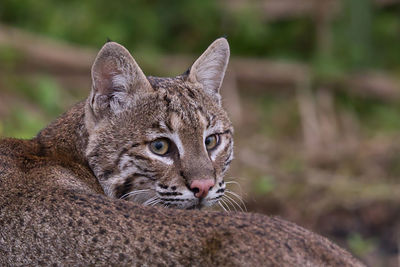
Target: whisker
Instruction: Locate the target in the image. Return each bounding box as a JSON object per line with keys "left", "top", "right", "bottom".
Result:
{"left": 149, "top": 199, "right": 162, "bottom": 207}
{"left": 120, "top": 189, "right": 151, "bottom": 200}
{"left": 149, "top": 200, "right": 168, "bottom": 216}
{"left": 146, "top": 198, "right": 160, "bottom": 206}
{"left": 219, "top": 199, "right": 231, "bottom": 212}
{"left": 221, "top": 195, "right": 237, "bottom": 211}
{"left": 225, "top": 180, "right": 240, "bottom": 185}
{"left": 142, "top": 196, "right": 158, "bottom": 206}
{"left": 150, "top": 200, "right": 161, "bottom": 206}
{"left": 225, "top": 179, "right": 244, "bottom": 194}
{"left": 223, "top": 194, "right": 243, "bottom": 212}
{"left": 225, "top": 190, "right": 247, "bottom": 212}
{"left": 218, "top": 201, "right": 228, "bottom": 212}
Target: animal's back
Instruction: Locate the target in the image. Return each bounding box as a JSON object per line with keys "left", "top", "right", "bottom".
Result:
{"left": 0, "top": 169, "right": 362, "bottom": 266}
{"left": 0, "top": 136, "right": 102, "bottom": 197}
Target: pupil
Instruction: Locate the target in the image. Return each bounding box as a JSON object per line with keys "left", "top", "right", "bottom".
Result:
{"left": 155, "top": 142, "right": 163, "bottom": 150}
{"left": 206, "top": 138, "right": 211, "bottom": 145}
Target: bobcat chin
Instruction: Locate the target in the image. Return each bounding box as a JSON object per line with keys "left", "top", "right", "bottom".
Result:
{"left": 0, "top": 39, "right": 364, "bottom": 266}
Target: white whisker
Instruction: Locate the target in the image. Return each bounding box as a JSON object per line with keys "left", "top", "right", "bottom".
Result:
{"left": 218, "top": 201, "right": 228, "bottom": 212}
{"left": 120, "top": 189, "right": 151, "bottom": 200}
{"left": 142, "top": 196, "right": 158, "bottom": 206}
{"left": 225, "top": 180, "right": 240, "bottom": 185}
{"left": 225, "top": 179, "right": 244, "bottom": 194}
{"left": 223, "top": 194, "right": 244, "bottom": 212}
{"left": 150, "top": 200, "right": 161, "bottom": 207}
{"left": 225, "top": 190, "right": 247, "bottom": 212}
{"left": 222, "top": 196, "right": 237, "bottom": 212}
{"left": 219, "top": 199, "right": 231, "bottom": 212}
{"left": 146, "top": 198, "right": 160, "bottom": 206}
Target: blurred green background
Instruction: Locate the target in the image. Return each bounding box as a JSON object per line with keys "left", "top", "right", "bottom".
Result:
{"left": 1, "top": 0, "right": 399, "bottom": 266}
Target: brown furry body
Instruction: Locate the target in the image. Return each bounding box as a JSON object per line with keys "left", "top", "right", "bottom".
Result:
{"left": 0, "top": 40, "right": 364, "bottom": 266}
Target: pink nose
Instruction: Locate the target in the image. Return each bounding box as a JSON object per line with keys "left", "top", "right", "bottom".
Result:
{"left": 190, "top": 179, "right": 215, "bottom": 198}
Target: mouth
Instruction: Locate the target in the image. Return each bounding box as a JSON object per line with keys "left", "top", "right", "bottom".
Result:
{"left": 186, "top": 203, "right": 203, "bottom": 210}
{"left": 160, "top": 203, "right": 203, "bottom": 210}
{"left": 152, "top": 195, "right": 214, "bottom": 210}
{"left": 185, "top": 198, "right": 207, "bottom": 210}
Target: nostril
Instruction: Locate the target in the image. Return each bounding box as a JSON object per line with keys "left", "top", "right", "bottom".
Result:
{"left": 191, "top": 187, "right": 200, "bottom": 194}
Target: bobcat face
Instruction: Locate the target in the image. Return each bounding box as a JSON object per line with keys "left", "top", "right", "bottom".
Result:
{"left": 85, "top": 39, "right": 233, "bottom": 209}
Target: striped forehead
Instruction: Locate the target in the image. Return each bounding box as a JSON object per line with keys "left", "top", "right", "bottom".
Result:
{"left": 147, "top": 76, "right": 188, "bottom": 91}
{"left": 146, "top": 75, "right": 225, "bottom": 133}
{"left": 147, "top": 77, "right": 206, "bottom": 124}
{"left": 161, "top": 108, "right": 206, "bottom": 134}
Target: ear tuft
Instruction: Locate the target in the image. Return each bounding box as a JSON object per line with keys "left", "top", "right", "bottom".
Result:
{"left": 188, "top": 38, "right": 230, "bottom": 99}
{"left": 90, "top": 42, "right": 152, "bottom": 117}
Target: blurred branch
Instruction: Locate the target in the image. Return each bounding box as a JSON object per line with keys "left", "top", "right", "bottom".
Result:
{"left": 1, "top": 24, "right": 399, "bottom": 101}
{"left": 0, "top": 25, "right": 95, "bottom": 73}
{"left": 347, "top": 72, "right": 400, "bottom": 100}
{"left": 296, "top": 77, "right": 322, "bottom": 156}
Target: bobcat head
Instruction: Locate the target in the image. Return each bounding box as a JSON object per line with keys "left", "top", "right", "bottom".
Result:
{"left": 84, "top": 38, "right": 233, "bottom": 210}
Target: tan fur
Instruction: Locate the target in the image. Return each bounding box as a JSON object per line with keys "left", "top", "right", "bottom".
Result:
{"left": 0, "top": 39, "right": 364, "bottom": 266}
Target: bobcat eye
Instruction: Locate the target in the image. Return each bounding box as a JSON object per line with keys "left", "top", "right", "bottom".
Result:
{"left": 205, "top": 134, "right": 219, "bottom": 150}
{"left": 150, "top": 138, "right": 170, "bottom": 155}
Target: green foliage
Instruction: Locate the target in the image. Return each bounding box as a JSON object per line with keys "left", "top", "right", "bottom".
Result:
{"left": 337, "top": 91, "right": 400, "bottom": 134}
{"left": 280, "top": 156, "right": 304, "bottom": 174}
{"left": 253, "top": 175, "right": 275, "bottom": 195}
{"left": 1, "top": 0, "right": 399, "bottom": 70}
{"left": 0, "top": 73, "right": 65, "bottom": 138}
{"left": 372, "top": 9, "right": 400, "bottom": 70}
{"left": 33, "top": 77, "right": 63, "bottom": 115}
{"left": 347, "top": 233, "right": 376, "bottom": 257}
{"left": 0, "top": 0, "right": 313, "bottom": 58}
{"left": 0, "top": 45, "right": 21, "bottom": 71}
{"left": 258, "top": 94, "right": 300, "bottom": 139}
{"left": 0, "top": 0, "right": 398, "bottom": 66}
{"left": 342, "top": 0, "right": 373, "bottom": 69}
{"left": 313, "top": 0, "right": 400, "bottom": 81}
{"left": 0, "top": 106, "right": 46, "bottom": 139}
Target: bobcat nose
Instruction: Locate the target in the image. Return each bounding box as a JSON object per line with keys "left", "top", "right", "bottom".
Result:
{"left": 190, "top": 179, "right": 215, "bottom": 198}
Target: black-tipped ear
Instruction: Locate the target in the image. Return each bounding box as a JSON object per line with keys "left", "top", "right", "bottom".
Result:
{"left": 188, "top": 38, "right": 230, "bottom": 99}
{"left": 90, "top": 42, "right": 152, "bottom": 117}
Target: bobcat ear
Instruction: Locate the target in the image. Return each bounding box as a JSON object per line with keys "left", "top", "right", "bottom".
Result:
{"left": 89, "top": 42, "right": 152, "bottom": 117}
{"left": 188, "top": 38, "right": 230, "bottom": 100}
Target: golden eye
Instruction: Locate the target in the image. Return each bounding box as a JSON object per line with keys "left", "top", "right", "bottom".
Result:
{"left": 205, "top": 134, "right": 219, "bottom": 150}
{"left": 150, "top": 138, "right": 170, "bottom": 155}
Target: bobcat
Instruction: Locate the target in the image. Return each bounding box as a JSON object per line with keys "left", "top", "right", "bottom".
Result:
{"left": 0, "top": 38, "right": 364, "bottom": 266}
